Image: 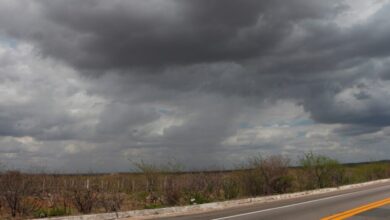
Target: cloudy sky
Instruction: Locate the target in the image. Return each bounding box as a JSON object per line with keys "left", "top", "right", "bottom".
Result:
{"left": 1, "top": 0, "right": 390, "bottom": 172}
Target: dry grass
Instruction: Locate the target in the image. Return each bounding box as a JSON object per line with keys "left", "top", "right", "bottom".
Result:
{"left": 0, "top": 154, "right": 389, "bottom": 219}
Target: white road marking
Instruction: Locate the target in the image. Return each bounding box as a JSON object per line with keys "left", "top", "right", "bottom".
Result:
{"left": 212, "top": 184, "right": 390, "bottom": 220}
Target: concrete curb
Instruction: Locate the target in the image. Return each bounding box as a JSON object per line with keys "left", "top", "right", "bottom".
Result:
{"left": 35, "top": 178, "right": 390, "bottom": 220}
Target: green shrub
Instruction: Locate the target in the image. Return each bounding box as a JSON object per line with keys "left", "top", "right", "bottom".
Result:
{"left": 222, "top": 177, "right": 240, "bottom": 200}
{"left": 33, "top": 207, "right": 70, "bottom": 218}
{"left": 187, "top": 192, "right": 210, "bottom": 204}
{"left": 271, "top": 175, "right": 295, "bottom": 194}
{"left": 238, "top": 169, "right": 264, "bottom": 197}
{"left": 144, "top": 204, "right": 165, "bottom": 209}
{"left": 300, "top": 152, "right": 345, "bottom": 189}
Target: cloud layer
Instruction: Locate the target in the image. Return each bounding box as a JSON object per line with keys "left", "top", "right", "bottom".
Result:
{"left": 1, "top": 0, "right": 390, "bottom": 171}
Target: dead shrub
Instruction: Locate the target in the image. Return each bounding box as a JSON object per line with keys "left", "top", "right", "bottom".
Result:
{"left": 98, "top": 192, "right": 124, "bottom": 212}
{"left": 0, "top": 171, "right": 42, "bottom": 217}
{"left": 162, "top": 175, "right": 181, "bottom": 206}
{"left": 66, "top": 178, "right": 99, "bottom": 214}
{"left": 259, "top": 155, "right": 293, "bottom": 194}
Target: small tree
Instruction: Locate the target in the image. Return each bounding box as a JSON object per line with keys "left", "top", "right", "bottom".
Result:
{"left": 67, "top": 178, "right": 99, "bottom": 214}
{"left": 300, "top": 152, "right": 345, "bottom": 189}
{"left": 0, "top": 171, "right": 41, "bottom": 217}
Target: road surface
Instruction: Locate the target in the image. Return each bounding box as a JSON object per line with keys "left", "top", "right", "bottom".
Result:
{"left": 150, "top": 181, "right": 390, "bottom": 220}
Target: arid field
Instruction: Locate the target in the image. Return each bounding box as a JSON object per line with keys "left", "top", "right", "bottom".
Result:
{"left": 0, "top": 153, "right": 389, "bottom": 219}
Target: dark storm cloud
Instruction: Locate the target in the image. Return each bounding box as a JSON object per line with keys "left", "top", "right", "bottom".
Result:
{"left": 0, "top": 0, "right": 346, "bottom": 70}
{"left": 3, "top": 0, "right": 390, "bottom": 171}
{"left": 7, "top": 0, "right": 386, "bottom": 129}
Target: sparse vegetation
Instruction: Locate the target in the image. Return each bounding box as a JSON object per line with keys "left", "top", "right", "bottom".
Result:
{"left": 299, "top": 152, "right": 345, "bottom": 189}
{"left": 0, "top": 153, "right": 389, "bottom": 219}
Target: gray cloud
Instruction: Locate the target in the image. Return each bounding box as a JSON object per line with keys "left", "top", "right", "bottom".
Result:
{"left": 0, "top": 0, "right": 346, "bottom": 70}
{"left": 1, "top": 0, "right": 390, "bottom": 171}
{"left": 333, "top": 125, "right": 381, "bottom": 136}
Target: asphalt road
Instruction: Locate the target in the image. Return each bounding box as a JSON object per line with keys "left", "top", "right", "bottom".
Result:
{"left": 154, "top": 182, "right": 390, "bottom": 220}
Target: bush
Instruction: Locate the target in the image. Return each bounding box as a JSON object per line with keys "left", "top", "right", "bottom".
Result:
{"left": 98, "top": 192, "right": 124, "bottom": 212}
{"left": 236, "top": 155, "right": 267, "bottom": 197}
{"left": 0, "top": 171, "right": 41, "bottom": 217}
{"left": 162, "top": 175, "right": 181, "bottom": 206}
{"left": 66, "top": 179, "right": 99, "bottom": 214}
{"left": 222, "top": 177, "right": 240, "bottom": 200}
{"left": 144, "top": 204, "right": 165, "bottom": 209}
{"left": 187, "top": 192, "right": 210, "bottom": 205}
{"left": 258, "top": 155, "right": 293, "bottom": 194}
{"left": 34, "top": 206, "right": 70, "bottom": 218}
{"left": 300, "top": 152, "right": 345, "bottom": 189}
{"left": 237, "top": 155, "right": 294, "bottom": 196}
{"left": 133, "top": 161, "right": 161, "bottom": 193}
{"left": 183, "top": 174, "right": 214, "bottom": 205}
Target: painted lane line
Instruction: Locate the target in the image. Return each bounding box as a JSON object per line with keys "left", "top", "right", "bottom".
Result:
{"left": 321, "top": 197, "right": 390, "bottom": 220}
{"left": 211, "top": 184, "right": 390, "bottom": 220}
